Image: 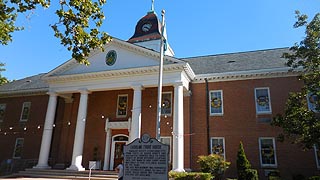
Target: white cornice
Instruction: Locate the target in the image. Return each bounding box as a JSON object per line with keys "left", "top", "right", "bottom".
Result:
{"left": 193, "top": 67, "right": 302, "bottom": 83}
{"left": 43, "top": 63, "right": 188, "bottom": 84}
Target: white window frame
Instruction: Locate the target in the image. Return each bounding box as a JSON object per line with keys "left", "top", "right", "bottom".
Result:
{"left": 116, "top": 94, "right": 128, "bottom": 118}
{"left": 314, "top": 144, "right": 320, "bottom": 169}
{"left": 259, "top": 137, "right": 277, "bottom": 167}
{"left": 255, "top": 87, "right": 272, "bottom": 114}
{"left": 210, "top": 137, "right": 226, "bottom": 159}
{"left": 0, "top": 103, "right": 6, "bottom": 122}
{"left": 209, "top": 90, "right": 224, "bottom": 116}
{"left": 160, "top": 136, "right": 172, "bottom": 162}
{"left": 13, "top": 138, "right": 24, "bottom": 159}
{"left": 20, "top": 102, "right": 31, "bottom": 122}
{"left": 161, "top": 92, "right": 172, "bottom": 116}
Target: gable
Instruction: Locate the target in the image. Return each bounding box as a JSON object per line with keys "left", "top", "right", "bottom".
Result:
{"left": 46, "top": 38, "right": 180, "bottom": 77}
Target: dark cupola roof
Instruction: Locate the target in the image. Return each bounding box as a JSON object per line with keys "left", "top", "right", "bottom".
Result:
{"left": 128, "top": 12, "right": 162, "bottom": 43}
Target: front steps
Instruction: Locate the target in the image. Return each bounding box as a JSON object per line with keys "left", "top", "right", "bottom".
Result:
{"left": 2, "top": 168, "right": 118, "bottom": 180}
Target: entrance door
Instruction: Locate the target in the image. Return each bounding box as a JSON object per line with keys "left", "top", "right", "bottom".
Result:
{"left": 113, "top": 142, "right": 125, "bottom": 168}
{"left": 110, "top": 135, "right": 128, "bottom": 170}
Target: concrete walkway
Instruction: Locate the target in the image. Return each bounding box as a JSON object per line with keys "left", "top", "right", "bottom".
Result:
{"left": 0, "top": 178, "right": 71, "bottom": 180}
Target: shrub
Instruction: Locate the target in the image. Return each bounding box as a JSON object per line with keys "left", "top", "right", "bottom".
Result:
{"left": 308, "top": 176, "right": 320, "bottom": 180}
{"left": 197, "top": 154, "right": 230, "bottom": 180}
{"left": 244, "top": 169, "right": 258, "bottom": 180}
{"left": 293, "top": 174, "right": 305, "bottom": 180}
{"left": 169, "top": 171, "right": 213, "bottom": 180}
{"left": 236, "top": 142, "right": 259, "bottom": 180}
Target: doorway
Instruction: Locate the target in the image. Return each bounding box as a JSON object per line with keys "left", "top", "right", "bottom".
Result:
{"left": 110, "top": 134, "right": 128, "bottom": 170}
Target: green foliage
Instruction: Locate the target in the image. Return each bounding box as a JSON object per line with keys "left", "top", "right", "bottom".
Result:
{"left": 0, "top": 63, "right": 8, "bottom": 85}
{"left": 0, "top": 0, "right": 111, "bottom": 65}
{"left": 236, "top": 142, "right": 251, "bottom": 172}
{"left": 197, "top": 154, "right": 230, "bottom": 180}
{"left": 271, "top": 11, "right": 320, "bottom": 149}
{"left": 236, "top": 142, "right": 259, "bottom": 180}
{"left": 243, "top": 169, "right": 258, "bottom": 180}
{"left": 169, "top": 171, "right": 213, "bottom": 180}
{"left": 308, "top": 176, "right": 320, "bottom": 180}
{"left": 293, "top": 174, "right": 306, "bottom": 180}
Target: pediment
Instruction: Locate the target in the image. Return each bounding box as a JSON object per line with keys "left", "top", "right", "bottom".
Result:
{"left": 46, "top": 38, "right": 181, "bottom": 77}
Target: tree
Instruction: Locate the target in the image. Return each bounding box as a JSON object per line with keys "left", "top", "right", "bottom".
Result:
{"left": 0, "top": 63, "right": 9, "bottom": 85}
{"left": 272, "top": 11, "right": 320, "bottom": 149}
{"left": 0, "top": 0, "right": 111, "bottom": 65}
{"left": 236, "top": 142, "right": 258, "bottom": 180}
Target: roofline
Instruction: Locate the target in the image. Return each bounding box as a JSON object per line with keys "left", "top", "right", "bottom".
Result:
{"left": 0, "top": 88, "right": 48, "bottom": 98}
{"left": 193, "top": 67, "right": 302, "bottom": 83}
{"left": 181, "top": 47, "right": 289, "bottom": 60}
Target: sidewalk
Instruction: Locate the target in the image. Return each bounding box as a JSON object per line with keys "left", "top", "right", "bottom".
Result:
{"left": 0, "top": 178, "right": 71, "bottom": 180}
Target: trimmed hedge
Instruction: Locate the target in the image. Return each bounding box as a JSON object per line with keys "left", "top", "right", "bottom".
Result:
{"left": 308, "top": 176, "right": 320, "bottom": 180}
{"left": 169, "top": 171, "right": 213, "bottom": 180}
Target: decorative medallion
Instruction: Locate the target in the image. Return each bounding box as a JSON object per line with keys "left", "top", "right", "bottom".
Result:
{"left": 105, "top": 50, "right": 117, "bottom": 66}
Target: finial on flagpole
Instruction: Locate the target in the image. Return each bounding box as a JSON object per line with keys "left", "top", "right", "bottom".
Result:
{"left": 151, "top": 0, "right": 155, "bottom": 12}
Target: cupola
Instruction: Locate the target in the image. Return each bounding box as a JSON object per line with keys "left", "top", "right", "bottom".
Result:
{"left": 128, "top": 10, "right": 174, "bottom": 56}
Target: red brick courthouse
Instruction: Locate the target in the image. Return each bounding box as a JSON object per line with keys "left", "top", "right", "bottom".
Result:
{"left": 0, "top": 10, "right": 319, "bottom": 180}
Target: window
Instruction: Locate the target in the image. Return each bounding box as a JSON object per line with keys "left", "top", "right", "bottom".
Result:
{"left": 160, "top": 136, "right": 172, "bottom": 162}
{"left": 161, "top": 92, "right": 172, "bottom": 116}
{"left": 117, "top": 95, "right": 128, "bottom": 117}
{"left": 211, "top": 137, "right": 225, "bottom": 159}
{"left": 307, "top": 93, "right": 319, "bottom": 112}
{"left": 255, "top": 88, "right": 272, "bottom": 114}
{"left": 314, "top": 144, "right": 320, "bottom": 169}
{"left": 20, "top": 102, "right": 31, "bottom": 122}
{"left": 13, "top": 138, "right": 24, "bottom": 159}
{"left": 210, "top": 90, "right": 223, "bottom": 116}
{"left": 0, "top": 104, "right": 6, "bottom": 122}
{"left": 259, "top": 137, "right": 277, "bottom": 167}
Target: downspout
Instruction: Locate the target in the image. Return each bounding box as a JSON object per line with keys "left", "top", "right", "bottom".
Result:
{"left": 205, "top": 78, "right": 210, "bottom": 155}
{"left": 189, "top": 83, "right": 193, "bottom": 170}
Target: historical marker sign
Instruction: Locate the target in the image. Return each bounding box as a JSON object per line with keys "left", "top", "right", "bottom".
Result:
{"left": 123, "top": 134, "right": 169, "bottom": 180}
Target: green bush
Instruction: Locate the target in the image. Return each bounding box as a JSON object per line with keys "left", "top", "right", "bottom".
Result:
{"left": 236, "top": 142, "right": 259, "bottom": 180}
{"left": 169, "top": 171, "right": 213, "bottom": 180}
{"left": 197, "top": 154, "right": 230, "bottom": 180}
{"left": 308, "top": 176, "right": 320, "bottom": 180}
{"left": 293, "top": 174, "right": 305, "bottom": 180}
{"left": 244, "top": 169, "right": 258, "bottom": 180}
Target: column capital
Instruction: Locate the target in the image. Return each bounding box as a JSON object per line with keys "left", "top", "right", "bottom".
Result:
{"left": 131, "top": 84, "right": 143, "bottom": 91}
{"left": 173, "top": 81, "right": 183, "bottom": 88}
{"left": 78, "top": 88, "right": 91, "bottom": 95}
{"left": 47, "top": 91, "right": 58, "bottom": 97}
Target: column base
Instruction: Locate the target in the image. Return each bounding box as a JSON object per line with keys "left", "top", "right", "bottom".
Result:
{"left": 33, "top": 164, "right": 51, "bottom": 169}
{"left": 172, "top": 168, "right": 185, "bottom": 172}
{"left": 66, "top": 165, "right": 85, "bottom": 171}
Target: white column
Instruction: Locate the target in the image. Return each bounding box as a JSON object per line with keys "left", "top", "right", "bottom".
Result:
{"left": 130, "top": 85, "right": 142, "bottom": 141}
{"left": 103, "top": 119, "right": 112, "bottom": 170}
{"left": 172, "top": 83, "right": 185, "bottom": 172}
{"left": 67, "top": 89, "right": 89, "bottom": 171}
{"left": 34, "top": 92, "right": 58, "bottom": 169}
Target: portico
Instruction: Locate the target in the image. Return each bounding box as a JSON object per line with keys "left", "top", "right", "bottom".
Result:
{"left": 33, "top": 38, "right": 194, "bottom": 172}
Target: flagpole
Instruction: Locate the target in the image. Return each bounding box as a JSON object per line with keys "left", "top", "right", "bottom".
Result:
{"left": 156, "top": 9, "right": 166, "bottom": 140}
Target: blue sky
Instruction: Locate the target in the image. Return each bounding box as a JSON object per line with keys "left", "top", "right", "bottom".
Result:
{"left": 0, "top": 0, "right": 319, "bottom": 80}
